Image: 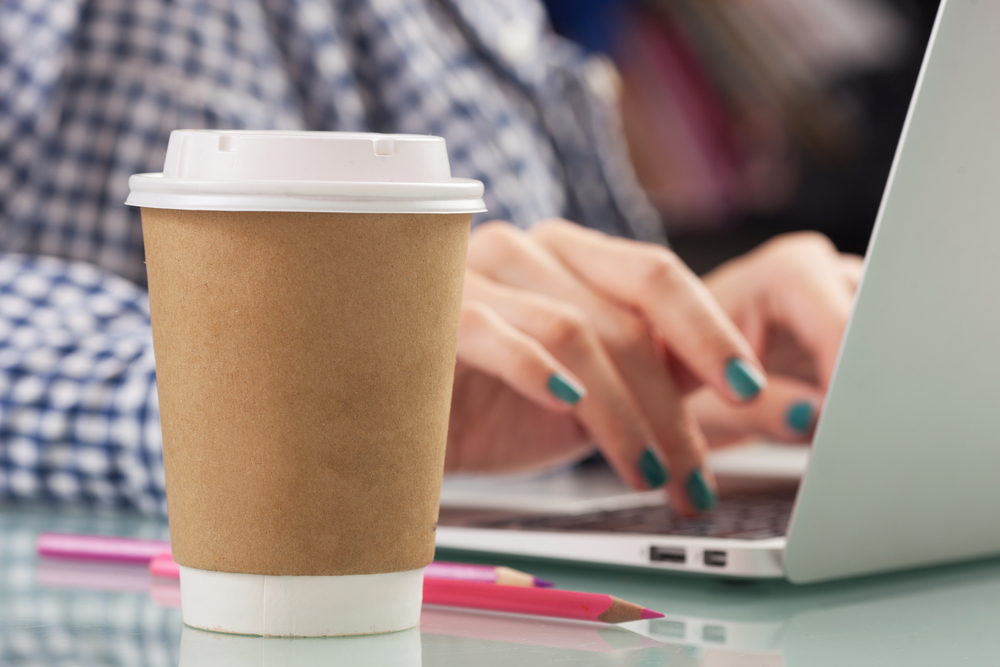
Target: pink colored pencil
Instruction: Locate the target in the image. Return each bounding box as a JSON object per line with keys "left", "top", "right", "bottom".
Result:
{"left": 149, "top": 551, "right": 179, "bottom": 579}
{"left": 423, "top": 578, "right": 664, "bottom": 624}
{"left": 39, "top": 533, "right": 554, "bottom": 588}
{"left": 37, "top": 532, "right": 171, "bottom": 564}
{"left": 424, "top": 562, "right": 552, "bottom": 587}
{"left": 149, "top": 551, "right": 553, "bottom": 588}
{"left": 38, "top": 534, "right": 662, "bottom": 623}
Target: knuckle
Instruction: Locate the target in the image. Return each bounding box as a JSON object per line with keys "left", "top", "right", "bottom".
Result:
{"left": 605, "top": 311, "right": 651, "bottom": 355}
{"left": 637, "top": 247, "right": 684, "bottom": 289}
{"left": 473, "top": 219, "right": 517, "bottom": 236}
{"left": 508, "top": 343, "right": 549, "bottom": 383}
{"left": 757, "top": 231, "right": 841, "bottom": 283}
{"left": 797, "top": 230, "right": 837, "bottom": 251}
{"left": 470, "top": 221, "right": 525, "bottom": 256}
{"left": 532, "top": 218, "right": 570, "bottom": 233}
{"left": 772, "top": 231, "right": 837, "bottom": 258}
{"left": 538, "top": 305, "right": 594, "bottom": 357}
{"left": 528, "top": 218, "right": 573, "bottom": 246}
{"left": 458, "top": 301, "right": 493, "bottom": 332}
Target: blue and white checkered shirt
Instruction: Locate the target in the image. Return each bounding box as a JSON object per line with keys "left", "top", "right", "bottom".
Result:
{"left": 0, "top": 0, "right": 663, "bottom": 513}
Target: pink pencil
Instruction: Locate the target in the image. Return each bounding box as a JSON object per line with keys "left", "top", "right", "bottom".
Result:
{"left": 149, "top": 551, "right": 180, "bottom": 578}
{"left": 423, "top": 579, "right": 664, "bottom": 624}
{"left": 37, "top": 532, "right": 170, "bottom": 564}
{"left": 37, "top": 534, "right": 662, "bottom": 622}
{"left": 154, "top": 552, "right": 661, "bottom": 623}
{"left": 149, "top": 552, "right": 553, "bottom": 588}
{"left": 39, "top": 533, "right": 554, "bottom": 587}
{"left": 425, "top": 562, "right": 552, "bottom": 587}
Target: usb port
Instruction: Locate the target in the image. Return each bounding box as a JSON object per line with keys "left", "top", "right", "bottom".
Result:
{"left": 649, "top": 546, "right": 686, "bottom": 563}
{"left": 704, "top": 550, "right": 727, "bottom": 567}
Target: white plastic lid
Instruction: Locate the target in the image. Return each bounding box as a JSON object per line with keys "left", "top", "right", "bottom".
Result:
{"left": 126, "top": 130, "right": 486, "bottom": 214}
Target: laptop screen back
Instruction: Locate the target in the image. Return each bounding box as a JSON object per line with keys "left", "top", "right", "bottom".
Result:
{"left": 784, "top": 0, "right": 1000, "bottom": 583}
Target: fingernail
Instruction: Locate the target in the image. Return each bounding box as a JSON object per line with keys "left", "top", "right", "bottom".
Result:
{"left": 639, "top": 447, "right": 670, "bottom": 489}
{"left": 725, "top": 357, "right": 765, "bottom": 401}
{"left": 686, "top": 467, "right": 717, "bottom": 511}
{"left": 786, "top": 401, "right": 816, "bottom": 434}
{"left": 547, "top": 372, "right": 584, "bottom": 405}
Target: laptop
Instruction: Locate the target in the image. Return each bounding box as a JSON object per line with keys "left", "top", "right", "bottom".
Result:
{"left": 435, "top": 0, "right": 1000, "bottom": 583}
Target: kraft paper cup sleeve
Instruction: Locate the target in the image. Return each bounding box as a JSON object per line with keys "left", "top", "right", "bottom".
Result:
{"left": 143, "top": 209, "right": 469, "bottom": 577}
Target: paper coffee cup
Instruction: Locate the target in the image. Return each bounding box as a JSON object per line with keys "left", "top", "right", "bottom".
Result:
{"left": 126, "top": 130, "right": 484, "bottom": 636}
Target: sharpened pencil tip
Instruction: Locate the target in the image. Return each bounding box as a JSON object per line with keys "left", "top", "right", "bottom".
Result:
{"left": 640, "top": 608, "right": 665, "bottom": 620}
{"left": 534, "top": 577, "right": 555, "bottom": 588}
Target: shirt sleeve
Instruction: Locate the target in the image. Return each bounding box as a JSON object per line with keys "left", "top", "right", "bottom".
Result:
{"left": 0, "top": 254, "right": 166, "bottom": 514}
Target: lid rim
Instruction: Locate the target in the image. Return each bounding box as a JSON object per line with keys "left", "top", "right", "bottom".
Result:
{"left": 128, "top": 173, "right": 483, "bottom": 195}
{"left": 126, "top": 173, "right": 486, "bottom": 214}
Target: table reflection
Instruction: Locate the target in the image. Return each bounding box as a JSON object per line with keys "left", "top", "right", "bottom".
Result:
{"left": 421, "top": 606, "right": 663, "bottom": 652}
{"left": 180, "top": 625, "right": 421, "bottom": 667}
{"left": 3, "top": 503, "right": 1000, "bottom": 666}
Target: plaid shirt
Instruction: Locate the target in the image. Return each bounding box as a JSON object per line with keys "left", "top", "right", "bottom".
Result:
{"left": 0, "top": 0, "right": 662, "bottom": 512}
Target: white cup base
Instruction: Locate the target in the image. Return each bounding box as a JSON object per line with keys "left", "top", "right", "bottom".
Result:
{"left": 179, "top": 565, "right": 424, "bottom": 637}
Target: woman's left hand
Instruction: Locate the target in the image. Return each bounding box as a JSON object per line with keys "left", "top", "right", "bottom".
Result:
{"left": 687, "top": 232, "right": 863, "bottom": 447}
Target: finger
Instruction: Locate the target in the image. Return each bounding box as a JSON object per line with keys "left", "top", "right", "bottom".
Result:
{"left": 464, "top": 271, "right": 670, "bottom": 492}
{"left": 530, "top": 220, "right": 767, "bottom": 404}
{"left": 584, "top": 306, "right": 719, "bottom": 513}
{"left": 701, "top": 232, "right": 855, "bottom": 390}
{"left": 688, "top": 374, "right": 824, "bottom": 447}
{"left": 661, "top": 343, "right": 703, "bottom": 395}
{"left": 457, "top": 301, "right": 586, "bottom": 413}
{"left": 468, "top": 228, "right": 720, "bottom": 508}
{"left": 758, "top": 236, "right": 855, "bottom": 389}
{"left": 841, "top": 254, "right": 864, "bottom": 293}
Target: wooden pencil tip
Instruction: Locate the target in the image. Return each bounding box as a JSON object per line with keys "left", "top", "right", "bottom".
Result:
{"left": 599, "top": 596, "right": 662, "bottom": 623}
{"left": 496, "top": 567, "right": 537, "bottom": 587}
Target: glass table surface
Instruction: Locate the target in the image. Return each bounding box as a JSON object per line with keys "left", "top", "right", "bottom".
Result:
{"left": 2, "top": 502, "right": 999, "bottom": 666}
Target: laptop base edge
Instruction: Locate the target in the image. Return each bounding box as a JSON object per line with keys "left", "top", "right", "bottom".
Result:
{"left": 436, "top": 527, "right": 787, "bottom": 579}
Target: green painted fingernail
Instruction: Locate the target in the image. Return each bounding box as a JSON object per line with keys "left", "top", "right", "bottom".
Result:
{"left": 786, "top": 401, "right": 815, "bottom": 434}
{"left": 725, "top": 357, "right": 765, "bottom": 401}
{"left": 639, "top": 447, "right": 670, "bottom": 489}
{"left": 687, "top": 468, "right": 717, "bottom": 511}
{"left": 547, "top": 373, "right": 583, "bottom": 405}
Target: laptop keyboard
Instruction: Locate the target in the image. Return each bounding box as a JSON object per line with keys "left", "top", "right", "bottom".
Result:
{"left": 455, "top": 494, "right": 794, "bottom": 540}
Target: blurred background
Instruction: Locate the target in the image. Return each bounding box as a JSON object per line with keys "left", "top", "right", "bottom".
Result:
{"left": 543, "top": 0, "right": 941, "bottom": 273}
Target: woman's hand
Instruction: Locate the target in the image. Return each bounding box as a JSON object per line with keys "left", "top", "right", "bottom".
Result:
{"left": 687, "top": 232, "right": 863, "bottom": 447}
{"left": 447, "top": 219, "right": 768, "bottom": 513}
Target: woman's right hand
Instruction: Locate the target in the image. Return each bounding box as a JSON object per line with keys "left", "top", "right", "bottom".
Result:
{"left": 445, "top": 220, "right": 768, "bottom": 514}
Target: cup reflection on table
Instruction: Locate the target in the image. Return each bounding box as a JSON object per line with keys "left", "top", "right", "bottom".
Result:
{"left": 178, "top": 624, "right": 422, "bottom": 667}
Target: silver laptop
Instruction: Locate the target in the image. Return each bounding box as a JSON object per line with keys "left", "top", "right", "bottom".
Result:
{"left": 436, "top": 0, "right": 1000, "bottom": 583}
